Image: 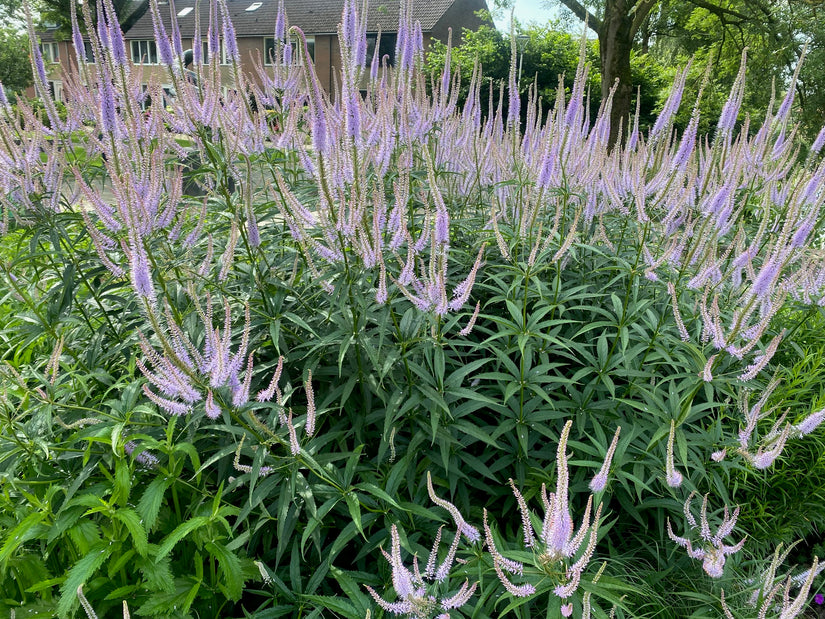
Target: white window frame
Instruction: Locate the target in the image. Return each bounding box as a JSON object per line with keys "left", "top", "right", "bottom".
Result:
{"left": 83, "top": 41, "right": 96, "bottom": 63}
{"left": 40, "top": 42, "right": 60, "bottom": 64}
{"left": 200, "top": 39, "right": 232, "bottom": 65}
{"left": 130, "top": 40, "right": 159, "bottom": 64}
{"left": 47, "top": 80, "right": 63, "bottom": 101}
{"left": 263, "top": 35, "right": 314, "bottom": 66}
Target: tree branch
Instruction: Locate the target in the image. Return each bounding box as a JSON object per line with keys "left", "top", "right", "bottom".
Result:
{"left": 686, "top": 0, "right": 751, "bottom": 23}
{"left": 556, "top": 0, "right": 602, "bottom": 33}
{"left": 630, "top": 0, "right": 659, "bottom": 39}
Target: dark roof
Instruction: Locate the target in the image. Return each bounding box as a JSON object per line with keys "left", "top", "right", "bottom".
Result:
{"left": 125, "top": 0, "right": 461, "bottom": 39}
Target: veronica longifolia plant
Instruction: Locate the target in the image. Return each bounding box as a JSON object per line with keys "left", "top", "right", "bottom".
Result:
{"left": 4, "top": 0, "right": 825, "bottom": 612}
{"left": 365, "top": 524, "right": 477, "bottom": 619}
{"left": 667, "top": 492, "right": 746, "bottom": 578}
{"left": 483, "top": 421, "right": 609, "bottom": 614}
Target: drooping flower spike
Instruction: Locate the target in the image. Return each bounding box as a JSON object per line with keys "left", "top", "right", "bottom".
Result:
{"left": 485, "top": 421, "right": 604, "bottom": 602}
{"left": 426, "top": 471, "right": 480, "bottom": 543}
{"left": 364, "top": 524, "right": 477, "bottom": 617}
{"left": 667, "top": 492, "right": 745, "bottom": 578}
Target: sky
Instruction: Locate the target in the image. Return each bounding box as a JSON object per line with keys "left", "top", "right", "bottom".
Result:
{"left": 491, "top": 0, "right": 563, "bottom": 31}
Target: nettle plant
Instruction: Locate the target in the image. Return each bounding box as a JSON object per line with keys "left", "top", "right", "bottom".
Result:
{"left": 0, "top": 0, "right": 824, "bottom": 616}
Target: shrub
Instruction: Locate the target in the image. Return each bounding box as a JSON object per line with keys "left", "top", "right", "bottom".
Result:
{"left": 0, "top": 0, "right": 824, "bottom": 617}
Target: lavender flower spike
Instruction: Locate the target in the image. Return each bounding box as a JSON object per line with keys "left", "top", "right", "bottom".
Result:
{"left": 304, "top": 369, "right": 316, "bottom": 437}
{"left": 717, "top": 49, "right": 748, "bottom": 135}
{"left": 365, "top": 524, "right": 478, "bottom": 615}
{"left": 426, "top": 471, "right": 480, "bottom": 543}
{"left": 667, "top": 492, "right": 745, "bottom": 578}
{"left": 665, "top": 420, "right": 683, "bottom": 488}
{"left": 589, "top": 426, "right": 621, "bottom": 492}
{"left": 794, "top": 407, "right": 825, "bottom": 437}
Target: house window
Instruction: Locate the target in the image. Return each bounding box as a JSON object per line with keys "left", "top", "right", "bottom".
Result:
{"left": 130, "top": 40, "right": 158, "bottom": 64}
{"left": 47, "top": 80, "right": 63, "bottom": 101}
{"left": 83, "top": 41, "right": 95, "bottom": 63}
{"left": 365, "top": 33, "right": 396, "bottom": 67}
{"left": 200, "top": 40, "right": 232, "bottom": 65}
{"left": 40, "top": 42, "right": 60, "bottom": 63}
{"left": 263, "top": 35, "right": 314, "bottom": 65}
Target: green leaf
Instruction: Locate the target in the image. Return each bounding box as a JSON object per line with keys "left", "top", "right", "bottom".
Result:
{"left": 155, "top": 516, "right": 210, "bottom": 562}
{"left": 0, "top": 512, "right": 47, "bottom": 566}
{"left": 205, "top": 541, "right": 244, "bottom": 600}
{"left": 57, "top": 543, "right": 112, "bottom": 618}
{"left": 354, "top": 482, "right": 401, "bottom": 509}
{"left": 136, "top": 477, "right": 173, "bottom": 532}
{"left": 113, "top": 508, "right": 148, "bottom": 556}
{"left": 112, "top": 457, "right": 131, "bottom": 506}
{"left": 344, "top": 492, "right": 364, "bottom": 539}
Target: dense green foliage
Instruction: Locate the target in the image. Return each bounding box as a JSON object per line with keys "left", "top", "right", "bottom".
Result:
{"left": 0, "top": 27, "right": 33, "bottom": 95}
{"left": 1, "top": 1, "right": 825, "bottom": 618}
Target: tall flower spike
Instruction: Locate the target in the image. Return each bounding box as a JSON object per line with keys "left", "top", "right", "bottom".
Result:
{"left": 426, "top": 471, "right": 480, "bottom": 543}
{"left": 542, "top": 420, "right": 574, "bottom": 558}
{"left": 483, "top": 509, "right": 525, "bottom": 575}
{"left": 590, "top": 426, "right": 621, "bottom": 492}
{"left": 458, "top": 302, "right": 481, "bottom": 337}
{"left": 304, "top": 369, "right": 316, "bottom": 437}
{"left": 508, "top": 479, "right": 535, "bottom": 547}
{"left": 665, "top": 419, "right": 683, "bottom": 488}
{"left": 257, "top": 356, "right": 285, "bottom": 404}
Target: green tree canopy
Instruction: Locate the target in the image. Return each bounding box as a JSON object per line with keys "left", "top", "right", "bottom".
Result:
{"left": 540, "top": 0, "right": 823, "bottom": 144}
{"left": 0, "top": 27, "right": 33, "bottom": 94}
{"left": 426, "top": 19, "right": 671, "bottom": 132}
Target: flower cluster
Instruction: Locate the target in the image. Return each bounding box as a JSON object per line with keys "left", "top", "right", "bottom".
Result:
{"left": 365, "top": 524, "right": 477, "bottom": 619}
{"left": 483, "top": 421, "right": 611, "bottom": 613}
{"left": 722, "top": 543, "right": 822, "bottom": 619}
{"left": 667, "top": 492, "right": 745, "bottom": 578}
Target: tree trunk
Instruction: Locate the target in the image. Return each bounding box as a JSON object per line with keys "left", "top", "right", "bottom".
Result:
{"left": 599, "top": 0, "right": 635, "bottom": 147}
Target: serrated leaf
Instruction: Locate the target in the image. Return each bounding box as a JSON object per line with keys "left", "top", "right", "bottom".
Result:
{"left": 155, "top": 516, "right": 210, "bottom": 562}
{"left": 57, "top": 543, "right": 112, "bottom": 618}
{"left": 113, "top": 508, "right": 148, "bottom": 556}
{"left": 205, "top": 541, "right": 244, "bottom": 600}
{"left": 136, "top": 477, "right": 173, "bottom": 532}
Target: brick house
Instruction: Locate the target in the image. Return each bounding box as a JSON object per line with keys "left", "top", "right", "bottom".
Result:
{"left": 33, "top": 0, "right": 490, "bottom": 100}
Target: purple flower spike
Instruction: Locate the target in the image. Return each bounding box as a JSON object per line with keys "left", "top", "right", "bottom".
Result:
{"left": 366, "top": 524, "right": 477, "bottom": 615}
{"left": 812, "top": 125, "right": 825, "bottom": 155}
{"left": 665, "top": 420, "right": 683, "bottom": 488}
{"left": 589, "top": 426, "right": 621, "bottom": 493}
{"left": 129, "top": 240, "right": 156, "bottom": 304}
{"left": 717, "top": 50, "right": 747, "bottom": 135}
{"left": 205, "top": 389, "right": 221, "bottom": 419}
{"left": 103, "top": 0, "right": 127, "bottom": 65}
{"left": 219, "top": 0, "right": 240, "bottom": 63}
{"left": 427, "top": 472, "right": 480, "bottom": 543}
{"left": 275, "top": 0, "right": 285, "bottom": 40}
{"left": 150, "top": 0, "right": 175, "bottom": 66}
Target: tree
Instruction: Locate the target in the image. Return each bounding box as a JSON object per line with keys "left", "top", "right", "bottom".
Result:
{"left": 0, "top": 0, "right": 21, "bottom": 22}
{"left": 0, "top": 27, "right": 32, "bottom": 94}
{"left": 425, "top": 19, "right": 670, "bottom": 131}
{"left": 548, "top": 0, "right": 784, "bottom": 145}
{"left": 35, "top": 0, "right": 149, "bottom": 37}
{"left": 649, "top": 0, "right": 825, "bottom": 142}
